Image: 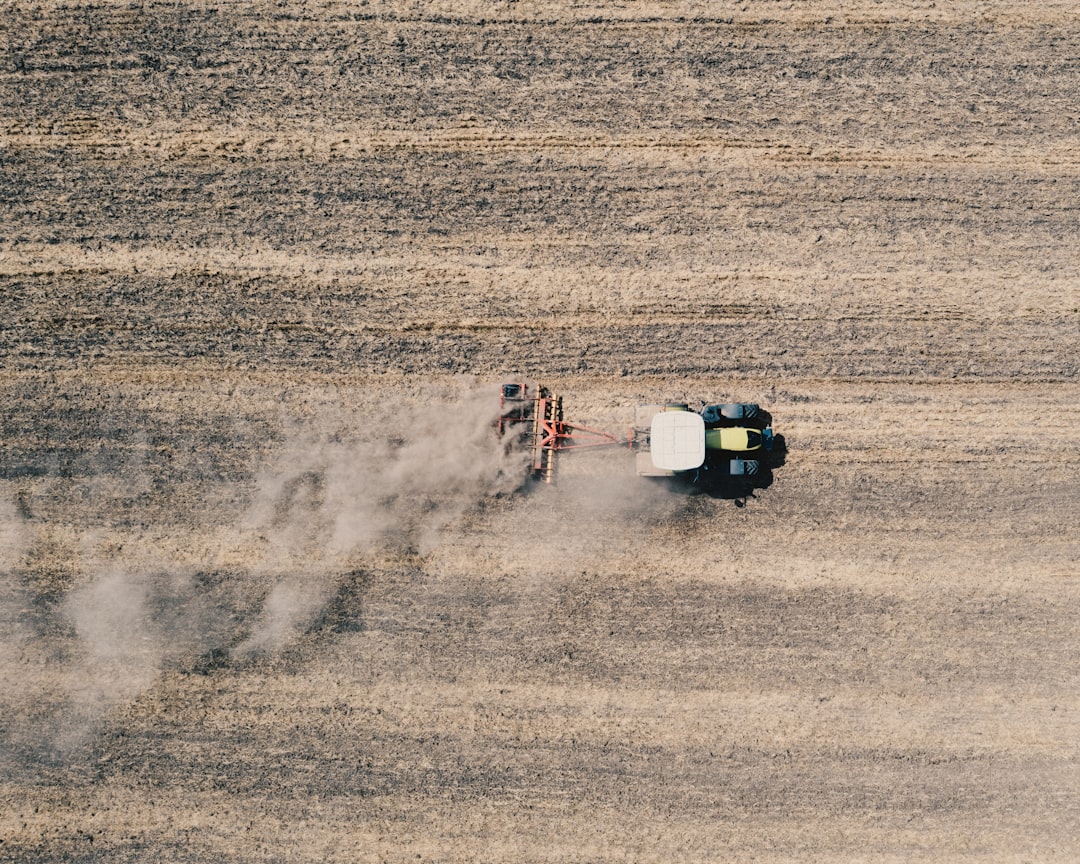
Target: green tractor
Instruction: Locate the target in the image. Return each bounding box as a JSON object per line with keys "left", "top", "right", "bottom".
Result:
{"left": 634, "top": 402, "right": 774, "bottom": 485}
{"left": 499, "top": 384, "right": 779, "bottom": 496}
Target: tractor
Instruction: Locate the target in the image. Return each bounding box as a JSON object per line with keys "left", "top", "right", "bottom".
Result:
{"left": 499, "top": 383, "right": 777, "bottom": 495}
{"left": 632, "top": 401, "right": 772, "bottom": 483}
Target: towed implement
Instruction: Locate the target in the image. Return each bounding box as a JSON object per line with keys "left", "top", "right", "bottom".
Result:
{"left": 499, "top": 383, "right": 778, "bottom": 493}
{"left": 498, "top": 383, "right": 623, "bottom": 482}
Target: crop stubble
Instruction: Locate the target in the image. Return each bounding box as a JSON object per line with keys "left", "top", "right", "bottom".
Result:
{"left": 1, "top": 2, "right": 1078, "bottom": 862}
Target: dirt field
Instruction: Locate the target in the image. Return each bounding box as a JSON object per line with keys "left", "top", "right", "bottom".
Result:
{"left": 2, "top": 2, "right": 1079, "bottom": 861}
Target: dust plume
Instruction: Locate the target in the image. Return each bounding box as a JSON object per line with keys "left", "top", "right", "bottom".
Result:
{"left": 56, "top": 569, "right": 164, "bottom": 752}
{"left": 0, "top": 382, "right": 531, "bottom": 761}
{"left": 0, "top": 500, "right": 33, "bottom": 725}
{"left": 234, "top": 383, "right": 529, "bottom": 653}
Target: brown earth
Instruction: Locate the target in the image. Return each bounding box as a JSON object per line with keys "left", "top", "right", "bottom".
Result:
{"left": 1, "top": 2, "right": 1079, "bottom": 861}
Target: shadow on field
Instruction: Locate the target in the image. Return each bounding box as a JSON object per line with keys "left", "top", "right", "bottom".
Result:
{"left": 688, "top": 433, "right": 788, "bottom": 506}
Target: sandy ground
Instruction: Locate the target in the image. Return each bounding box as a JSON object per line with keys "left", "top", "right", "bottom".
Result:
{"left": 2, "top": 2, "right": 1079, "bottom": 861}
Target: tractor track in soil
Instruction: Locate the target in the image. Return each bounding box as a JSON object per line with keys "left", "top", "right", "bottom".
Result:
{"left": 1, "top": 2, "right": 1079, "bottom": 862}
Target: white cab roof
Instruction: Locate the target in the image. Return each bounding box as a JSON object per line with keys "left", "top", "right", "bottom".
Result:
{"left": 650, "top": 411, "right": 705, "bottom": 471}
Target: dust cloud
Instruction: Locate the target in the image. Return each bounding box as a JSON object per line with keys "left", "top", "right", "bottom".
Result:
{"left": 56, "top": 569, "right": 165, "bottom": 752}
{"left": 0, "top": 383, "right": 532, "bottom": 759}
{"left": 234, "top": 384, "right": 530, "bottom": 652}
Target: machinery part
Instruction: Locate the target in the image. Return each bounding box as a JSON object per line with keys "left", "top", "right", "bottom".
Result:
{"left": 702, "top": 403, "right": 760, "bottom": 427}
{"left": 635, "top": 450, "right": 674, "bottom": 477}
{"left": 634, "top": 402, "right": 689, "bottom": 431}
{"left": 704, "top": 427, "right": 766, "bottom": 452}
{"left": 728, "top": 458, "right": 760, "bottom": 477}
{"left": 649, "top": 411, "right": 705, "bottom": 471}
{"left": 500, "top": 383, "right": 622, "bottom": 483}
{"left": 532, "top": 389, "right": 563, "bottom": 483}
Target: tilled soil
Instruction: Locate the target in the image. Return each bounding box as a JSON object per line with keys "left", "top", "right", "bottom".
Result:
{"left": 1, "top": 2, "right": 1078, "bottom": 862}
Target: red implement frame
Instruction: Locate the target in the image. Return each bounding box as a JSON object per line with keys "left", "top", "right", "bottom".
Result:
{"left": 499, "top": 383, "right": 623, "bottom": 482}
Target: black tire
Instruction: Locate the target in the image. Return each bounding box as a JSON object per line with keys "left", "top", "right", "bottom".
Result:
{"left": 702, "top": 402, "right": 759, "bottom": 427}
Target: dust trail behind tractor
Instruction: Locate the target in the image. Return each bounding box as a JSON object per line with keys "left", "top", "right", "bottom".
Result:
{"left": 498, "top": 383, "right": 623, "bottom": 483}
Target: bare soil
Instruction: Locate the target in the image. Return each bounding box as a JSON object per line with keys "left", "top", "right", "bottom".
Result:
{"left": 1, "top": 2, "right": 1078, "bottom": 861}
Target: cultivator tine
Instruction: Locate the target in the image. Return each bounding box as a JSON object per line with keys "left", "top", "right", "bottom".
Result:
{"left": 530, "top": 393, "right": 544, "bottom": 478}
{"left": 529, "top": 390, "right": 563, "bottom": 483}
{"left": 544, "top": 393, "right": 562, "bottom": 482}
{"left": 542, "top": 441, "right": 556, "bottom": 482}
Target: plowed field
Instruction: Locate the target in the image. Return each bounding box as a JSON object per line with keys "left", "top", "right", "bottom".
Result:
{"left": 2, "top": 2, "right": 1078, "bottom": 861}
